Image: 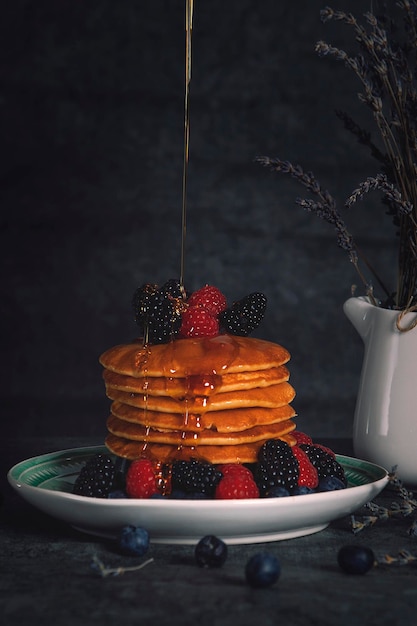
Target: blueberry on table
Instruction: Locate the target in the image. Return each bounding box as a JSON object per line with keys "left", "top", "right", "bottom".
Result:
{"left": 195, "top": 535, "right": 228, "bottom": 568}
{"left": 119, "top": 525, "right": 150, "bottom": 557}
{"left": 245, "top": 552, "right": 281, "bottom": 588}
{"left": 337, "top": 545, "right": 375, "bottom": 575}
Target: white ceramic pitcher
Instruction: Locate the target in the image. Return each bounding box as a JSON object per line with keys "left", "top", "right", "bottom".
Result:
{"left": 343, "top": 296, "right": 417, "bottom": 486}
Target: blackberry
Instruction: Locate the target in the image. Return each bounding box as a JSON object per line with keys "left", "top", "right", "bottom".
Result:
{"left": 132, "top": 283, "right": 158, "bottom": 326}
{"left": 300, "top": 444, "right": 347, "bottom": 485}
{"left": 160, "top": 278, "right": 186, "bottom": 300}
{"left": 256, "top": 439, "right": 299, "bottom": 495}
{"left": 132, "top": 282, "right": 183, "bottom": 344}
{"left": 73, "top": 453, "right": 115, "bottom": 498}
{"left": 219, "top": 292, "right": 267, "bottom": 336}
{"left": 171, "top": 459, "right": 223, "bottom": 496}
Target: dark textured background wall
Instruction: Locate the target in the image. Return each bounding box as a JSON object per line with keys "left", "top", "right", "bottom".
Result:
{"left": 1, "top": 1, "right": 394, "bottom": 439}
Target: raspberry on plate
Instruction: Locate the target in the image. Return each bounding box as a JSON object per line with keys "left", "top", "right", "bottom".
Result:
{"left": 291, "top": 431, "right": 313, "bottom": 446}
{"left": 126, "top": 459, "right": 159, "bottom": 498}
{"left": 217, "top": 463, "right": 254, "bottom": 479}
{"left": 291, "top": 445, "right": 319, "bottom": 489}
{"left": 215, "top": 474, "right": 260, "bottom": 499}
{"left": 187, "top": 285, "right": 227, "bottom": 316}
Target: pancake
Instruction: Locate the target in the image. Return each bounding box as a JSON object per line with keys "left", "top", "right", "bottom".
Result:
{"left": 99, "top": 335, "right": 291, "bottom": 378}
{"left": 105, "top": 382, "right": 296, "bottom": 413}
{"left": 107, "top": 414, "right": 296, "bottom": 445}
{"left": 100, "top": 334, "right": 298, "bottom": 465}
{"left": 105, "top": 431, "right": 297, "bottom": 464}
{"left": 103, "top": 365, "right": 290, "bottom": 397}
{"left": 110, "top": 400, "right": 296, "bottom": 432}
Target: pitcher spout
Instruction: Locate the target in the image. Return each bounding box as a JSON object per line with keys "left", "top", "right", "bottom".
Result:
{"left": 343, "top": 296, "right": 374, "bottom": 341}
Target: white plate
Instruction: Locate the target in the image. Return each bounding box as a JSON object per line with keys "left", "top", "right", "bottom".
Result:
{"left": 8, "top": 445, "right": 388, "bottom": 545}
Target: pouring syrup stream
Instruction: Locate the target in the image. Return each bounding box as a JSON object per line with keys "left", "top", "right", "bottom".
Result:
{"left": 180, "top": 0, "right": 194, "bottom": 290}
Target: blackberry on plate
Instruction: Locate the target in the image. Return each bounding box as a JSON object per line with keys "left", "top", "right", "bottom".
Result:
{"left": 219, "top": 292, "right": 267, "bottom": 336}
{"left": 171, "top": 459, "right": 223, "bottom": 497}
{"left": 73, "top": 453, "right": 115, "bottom": 498}
{"left": 300, "top": 444, "right": 347, "bottom": 485}
{"left": 256, "top": 439, "right": 299, "bottom": 496}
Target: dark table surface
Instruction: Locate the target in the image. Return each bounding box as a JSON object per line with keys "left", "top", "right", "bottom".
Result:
{"left": 2, "top": 436, "right": 417, "bottom": 626}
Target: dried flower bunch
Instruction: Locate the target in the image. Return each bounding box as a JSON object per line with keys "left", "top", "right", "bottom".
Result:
{"left": 257, "top": 2, "right": 417, "bottom": 310}
{"left": 351, "top": 468, "right": 417, "bottom": 567}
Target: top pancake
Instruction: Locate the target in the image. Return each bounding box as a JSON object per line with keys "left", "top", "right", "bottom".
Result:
{"left": 99, "top": 334, "right": 290, "bottom": 379}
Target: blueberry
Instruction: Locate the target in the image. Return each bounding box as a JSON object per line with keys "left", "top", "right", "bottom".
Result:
{"left": 169, "top": 489, "right": 188, "bottom": 499}
{"left": 195, "top": 535, "right": 228, "bottom": 568}
{"left": 265, "top": 486, "right": 290, "bottom": 498}
{"left": 119, "top": 525, "right": 150, "bottom": 557}
{"left": 245, "top": 552, "right": 281, "bottom": 588}
{"left": 292, "top": 486, "right": 315, "bottom": 495}
{"left": 108, "top": 489, "right": 128, "bottom": 499}
{"left": 169, "top": 489, "right": 210, "bottom": 500}
{"left": 337, "top": 545, "right": 375, "bottom": 575}
{"left": 317, "top": 476, "right": 346, "bottom": 492}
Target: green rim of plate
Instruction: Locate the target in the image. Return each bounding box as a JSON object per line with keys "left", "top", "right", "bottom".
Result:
{"left": 9, "top": 446, "right": 388, "bottom": 493}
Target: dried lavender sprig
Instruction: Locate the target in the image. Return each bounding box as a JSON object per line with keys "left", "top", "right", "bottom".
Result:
{"left": 335, "top": 109, "right": 389, "bottom": 168}
{"left": 346, "top": 173, "right": 414, "bottom": 217}
{"left": 317, "top": 4, "right": 417, "bottom": 308}
{"left": 350, "top": 467, "right": 417, "bottom": 535}
{"left": 256, "top": 156, "right": 378, "bottom": 299}
{"left": 91, "top": 555, "right": 154, "bottom": 578}
{"left": 376, "top": 549, "right": 417, "bottom": 567}
{"left": 317, "top": 8, "right": 417, "bottom": 196}
{"left": 315, "top": 38, "right": 401, "bottom": 175}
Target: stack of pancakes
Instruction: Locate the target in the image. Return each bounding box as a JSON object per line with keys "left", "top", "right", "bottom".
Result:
{"left": 99, "top": 334, "right": 297, "bottom": 464}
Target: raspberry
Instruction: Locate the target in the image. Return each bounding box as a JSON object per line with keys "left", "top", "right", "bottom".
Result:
{"left": 215, "top": 474, "right": 260, "bottom": 499}
{"left": 218, "top": 463, "right": 254, "bottom": 479}
{"left": 291, "top": 445, "right": 319, "bottom": 489}
{"left": 187, "top": 285, "right": 227, "bottom": 316}
{"left": 300, "top": 444, "right": 347, "bottom": 485}
{"left": 171, "top": 459, "right": 222, "bottom": 496}
{"left": 179, "top": 305, "right": 219, "bottom": 338}
{"left": 219, "top": 292, "right": 267, "bottom": 336}
{"left": 291, "top": 431, "right": 313, "bottom": 446}
{"left": 126, "top": 459, "right": 159, "bottom": 498}
{"left": 73, "top": 453, "right": 115, "bottom": 498}
{"left": 256, "top": 439, "right": 299, "bottom": 495}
